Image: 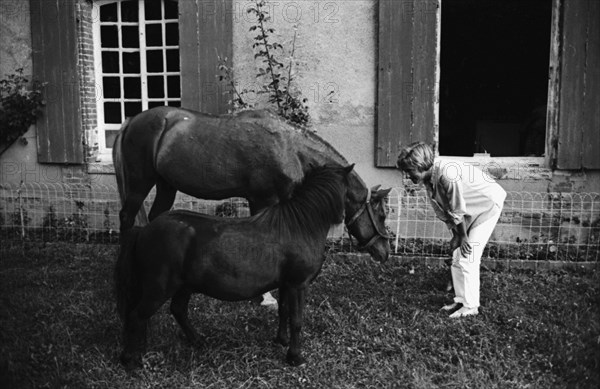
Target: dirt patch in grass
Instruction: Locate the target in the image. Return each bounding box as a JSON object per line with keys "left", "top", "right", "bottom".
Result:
{"left": 1, "top": 244, "right": 599, "bottom": 388}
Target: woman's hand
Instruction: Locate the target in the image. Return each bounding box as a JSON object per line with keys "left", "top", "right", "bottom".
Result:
{"left": 452, "top": 222, "right": 472, "bottom": 257}
{"left": 459, "top": 237, "right": 473, "bottom": 257}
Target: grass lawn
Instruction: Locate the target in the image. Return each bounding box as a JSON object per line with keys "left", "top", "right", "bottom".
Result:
{"left": 0, "top": 244, "right": 598, "bottom": 388}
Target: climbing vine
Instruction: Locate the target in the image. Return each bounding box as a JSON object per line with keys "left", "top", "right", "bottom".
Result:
{"left": 217, "top": 0, "right": 309, "bottom": 126}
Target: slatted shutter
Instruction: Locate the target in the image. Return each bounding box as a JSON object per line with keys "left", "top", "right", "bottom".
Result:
{"left": 179, "top": 0, "right": 233, "bottom": 114}
{"left": 376, "top": 0, "right": 440, "bottom": 167}
{"left": 30, "top": 0, "right": 83, "bottom": 164}
{"left": 555, "top": 0, "right": 600, "bottom": 169}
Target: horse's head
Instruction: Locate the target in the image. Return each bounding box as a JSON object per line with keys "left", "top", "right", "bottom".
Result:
{"left": 345, "top": 184, "right": 392, "bottom": 262}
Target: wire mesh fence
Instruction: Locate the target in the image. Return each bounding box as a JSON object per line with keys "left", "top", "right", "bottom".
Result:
{"left": 1, "top": 182, "right": 599, "bottom": 262}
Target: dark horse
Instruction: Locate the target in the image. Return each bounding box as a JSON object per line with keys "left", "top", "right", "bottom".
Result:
{"left": 113, "top": 107, "right": 391, "bottom": 262}
{"left": 115, "top": 165, "right": 354, "bottom": 368}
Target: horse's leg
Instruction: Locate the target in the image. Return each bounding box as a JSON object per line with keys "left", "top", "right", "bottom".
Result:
{"left": 286, "top": 286, "right": 307, "bottom": 366}
{"left": 274, "top": 286, "right": 290, "bottom": 346}
{"left": 119, "top": 178, "right": 155, "bottom": 232}
{"left": 170, "top": 289, "right": 201, "bottom": 346}
{"left": 120, "top": 295, "right": 167, "bottom": 369}
{"left": 148, "top": 178, "right": 177, "bottom": 221}
{"left": 248, "top": 197, "right": 280, "bottom": 308}
{"left": 120, "top": 193, "right": 149, "bottom": 232}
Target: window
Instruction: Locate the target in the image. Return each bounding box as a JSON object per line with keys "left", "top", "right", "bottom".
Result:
{"left": 93, "top": 0, "right": 180, "bottom": 158}
{"left": 376, "top": 0, "right": 581, "bottom": 169}
{"left": 439, "top": 0, "right": 552, "bottom": 157}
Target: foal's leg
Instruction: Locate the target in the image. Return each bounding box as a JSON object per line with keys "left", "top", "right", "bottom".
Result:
{"left": 275, "top": 286, "right": 290, "bottom": 346}
{"left": 170, "top": 289, "right": 201, "bottom": 346}
{"left": 286, "top": 287, "right": 307, "bottom": 366}
{"left": 148, "top": 178, "right": 177, "bottom": 221}
{"left": 120, "top": 295, "right": 168, "bottom": 369}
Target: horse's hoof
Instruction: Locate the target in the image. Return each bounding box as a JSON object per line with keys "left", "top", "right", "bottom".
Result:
{"left": 177, "top": 331, "right": 203, "bottom": 348}
{"left": 286, "top": 352, "right": 306, "bottom": 367}
{"left": 274, "top": 336, "right": 289, "bottom": 347}
{"left": 120, "top": 351, "right": 142, "bottom": 371}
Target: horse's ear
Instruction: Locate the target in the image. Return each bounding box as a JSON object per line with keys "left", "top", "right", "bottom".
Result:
{"left": 374, "top": 187, "right": 392, "bottom": 199}
{"left": 344, "top": 164, "right": 355, "bottom": 175}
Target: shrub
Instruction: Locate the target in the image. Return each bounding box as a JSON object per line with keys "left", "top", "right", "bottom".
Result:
{"left": 0, "top": 68, "right": 46, "bottom": 152}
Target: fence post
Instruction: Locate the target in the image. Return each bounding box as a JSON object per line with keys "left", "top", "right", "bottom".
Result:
{"left": 17, "top": 181, "right": 25, "bottom": 239}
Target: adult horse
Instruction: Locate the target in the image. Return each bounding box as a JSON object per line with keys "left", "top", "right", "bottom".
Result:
{"left": 113, "top": 106, "right": 391, "bottom": 262}
{"left": 115, "top": 165, "right": 353, "bottom": 368}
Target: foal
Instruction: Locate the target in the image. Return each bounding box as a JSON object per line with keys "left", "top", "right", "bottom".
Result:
{"left": 115, "top": 164, "right": 354, "bottom": 369}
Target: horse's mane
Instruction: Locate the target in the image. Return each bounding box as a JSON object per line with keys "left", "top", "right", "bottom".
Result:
{"left": 254, "top": 165, "right": 348, "bottom": 238}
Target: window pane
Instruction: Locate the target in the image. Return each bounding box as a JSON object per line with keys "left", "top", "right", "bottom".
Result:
{"left": 164, "top": 0, "right": 178, "bottom": 19}
{"left": 125, "top": 101, "right": 143, "bottom": 117}
{"left": 102, "top": 51, "right": 119, "bottom": 73}
{"left": 149, "top": 101, "right": 164, "bottom": 109}
{"left": 145, "top": 0, "right": 162, "bottom": 20}
{"left": 105, "top": 130, "right": 119, "bottom": 149}
{"left": 165, "top": 23, "right": 179, "bottom": 46}
{"left": 123, "top": 52, "right": 140, "bottom": 73}
{"left": 101, "top": 26, "right": 118, "bottom": 48}
{"left": 166, "top": 49, "right": 179, "bottom": 72}
{"left": 103, "top": 77, "right": 120, "bottom": 98}
{"left": 167, "top": 100, "right": 181, "bottom": 107}
{"left": 100, "top": 3, "right": 117, "bottom": 22}
{"left": 124, "top": 77, "right": 141, "bottom": 98}
{"left": 122, "top": 26, "right": 140, "bottom": 48}
{"left": 146, "top": 24, "right": 163, "bottom": 47}
{"left": 146, "top": 50, "right": 164, "bottom": 72}
{"left": 167, "top": 76, "right": 180, "bottom": 98}
{"left": 104, "top": 102, "right": 121, "bottom": 123}
{"left": 148, "top": 76, "right": 164, "bottom": 98}
{"left": 121, "top": 1, "right": 139, "bottom": 22}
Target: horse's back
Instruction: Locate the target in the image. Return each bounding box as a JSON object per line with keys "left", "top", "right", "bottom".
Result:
{"left": 119, "top": 106, "right": 343, "bottom": 203}
{"left": 150, "top": 109, "right": 305, "bottom": 200}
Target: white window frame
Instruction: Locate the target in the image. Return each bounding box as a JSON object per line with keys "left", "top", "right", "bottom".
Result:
{"left": 92, "top": 0, "right": 180, "bottom": 161}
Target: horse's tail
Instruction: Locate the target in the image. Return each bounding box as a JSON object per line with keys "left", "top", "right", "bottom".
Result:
{"left": 113, "top": 119, "right": 149, "bottom": 226}
{"left": 114, "top": 227, "right": 142, "bottom": 321}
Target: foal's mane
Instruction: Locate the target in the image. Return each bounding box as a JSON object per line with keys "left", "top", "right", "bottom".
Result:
{"left": 254, "top": 165, "right": 348, "bottom": 238}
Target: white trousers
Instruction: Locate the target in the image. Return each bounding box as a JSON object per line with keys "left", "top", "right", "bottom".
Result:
{"left": 451, "top": 205, "right": 502, "bottom": 309}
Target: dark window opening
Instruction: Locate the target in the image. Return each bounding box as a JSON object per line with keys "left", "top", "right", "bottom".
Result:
{"left": 439, "top": 0, "right": 552, "bottom": 157}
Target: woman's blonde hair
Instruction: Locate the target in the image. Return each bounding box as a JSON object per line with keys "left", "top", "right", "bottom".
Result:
{"left": 396, "top": 142, "right": 434, "bottom": 172}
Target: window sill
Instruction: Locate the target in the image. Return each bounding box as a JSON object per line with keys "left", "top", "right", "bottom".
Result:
{"left": 438, "top": 155, "right": 551, "bottom": 181}
{"left": 88, "top": 161, "right": 115, "bottom": 175}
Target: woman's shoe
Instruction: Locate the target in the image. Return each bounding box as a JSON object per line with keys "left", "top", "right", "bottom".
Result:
{"left": 449, "top": 306, "right": 479, "bottom": 318}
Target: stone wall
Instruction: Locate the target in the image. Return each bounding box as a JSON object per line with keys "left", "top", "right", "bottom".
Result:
{"left": 0, "top": 1, "right": 598, "bottom": 198}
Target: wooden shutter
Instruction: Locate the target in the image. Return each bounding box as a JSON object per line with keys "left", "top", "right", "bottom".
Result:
{"left": 555, "top": 0, "right": 600, "bottom": 169}
{"left": 179, "top": 0, "right": 233, "bottom": 114}
{"left": 376, "top": 0, "right": 440, "bottom": 167}
{"left": 30, "top": 0, "right": 83, "bottom": 164}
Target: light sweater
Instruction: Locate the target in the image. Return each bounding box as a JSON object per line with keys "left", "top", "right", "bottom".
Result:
{"left": 425, "top": 159, "right": 507, "bottom": 231}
